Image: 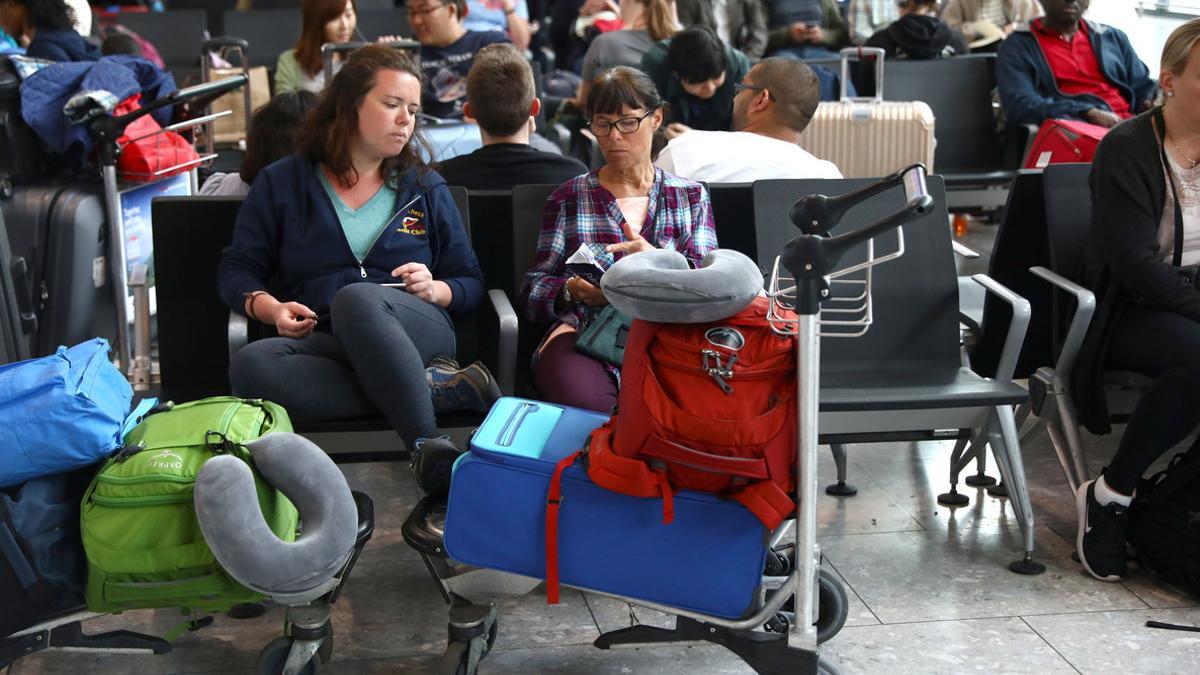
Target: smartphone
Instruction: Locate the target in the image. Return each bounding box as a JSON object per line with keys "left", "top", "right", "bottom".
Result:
{"left": 381, "top": 282, "right": 407, "bottom": 288}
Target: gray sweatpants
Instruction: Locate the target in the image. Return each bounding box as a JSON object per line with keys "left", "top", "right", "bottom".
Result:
{"left": 229, "top": 283, "right": 456, "bottom": 449}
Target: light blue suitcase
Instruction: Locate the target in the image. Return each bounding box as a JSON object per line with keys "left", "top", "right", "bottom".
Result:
{"left": 444, "top": 397, "right": 770, "bottom": 619}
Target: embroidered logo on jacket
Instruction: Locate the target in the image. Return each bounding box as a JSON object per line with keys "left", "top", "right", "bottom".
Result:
{"left": 397, "top": 207, "right": 427, "bottom": 236}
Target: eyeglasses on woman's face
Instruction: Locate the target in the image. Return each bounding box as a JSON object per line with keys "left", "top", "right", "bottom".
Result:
{"left": 587, "top": 109, "right": 655, "bottom": 137}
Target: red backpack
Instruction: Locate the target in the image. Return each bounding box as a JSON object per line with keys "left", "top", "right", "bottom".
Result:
{"left": 545, "top": 296, "right": 798, "bottom": 602}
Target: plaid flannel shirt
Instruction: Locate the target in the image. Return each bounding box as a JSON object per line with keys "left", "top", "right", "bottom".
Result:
{"left": 522, "top": 168, "right": 718, "bottom": 327}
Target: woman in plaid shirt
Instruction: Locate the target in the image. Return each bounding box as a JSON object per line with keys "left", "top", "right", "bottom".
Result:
{"left": 521, "top": 66, "right": 719, "bottom": 413}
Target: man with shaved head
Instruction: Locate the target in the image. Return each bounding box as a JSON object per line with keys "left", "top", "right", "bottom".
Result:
{"left": 654, "top": 57, "right": 842, "bottom": 182}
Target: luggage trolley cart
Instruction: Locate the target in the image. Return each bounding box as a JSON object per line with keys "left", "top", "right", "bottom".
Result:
{"left": 1, "top": 439, "right": 376, "bottom": 674}
{"left": 412, "top": 164, "right": 936, "bottom": 674}
{"left": 87, "top": 75, "right": 250, "bottom": 388}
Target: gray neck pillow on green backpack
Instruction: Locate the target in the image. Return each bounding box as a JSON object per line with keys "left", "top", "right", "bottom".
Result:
{"left": 194, "top": 433, "right": 358, "bottom": 600}
{"left": 600, "top": 248, "right": 764, "bottom": 324}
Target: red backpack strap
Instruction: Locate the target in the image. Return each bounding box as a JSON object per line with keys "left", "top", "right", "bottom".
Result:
{"left": 585, "top": 424, "right": 660, "bottom": 497}
{"left": 586, "top": 425, "right": 675, "bottom": 524}
{"left": 651, "top": 468, "right": 675, "bottom": 524}
{"left": 545, "top": 450, "right": 583, "bottom": 605}
{"left": 732, "top": 482, "right": 796, "bottom": 530}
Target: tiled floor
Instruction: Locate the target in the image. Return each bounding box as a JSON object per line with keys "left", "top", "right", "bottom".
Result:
{"left": 10, "top": 221, "right": 1200, "bottom": 674}
{"left": 11, "top": 426, "right": 1199, "bottom": 674}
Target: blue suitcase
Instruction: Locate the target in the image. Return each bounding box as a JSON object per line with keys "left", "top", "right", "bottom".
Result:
{"left": 444, "top": 397, "right": 769, "bottom": 619}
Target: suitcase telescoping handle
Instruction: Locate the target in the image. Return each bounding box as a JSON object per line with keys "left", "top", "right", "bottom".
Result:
{"left": 200, "top": 37, "right": 253, "bottom": 154}
{"left": 839, "top": 46, "right": 885, "bottom": 103}
{"left": 201, "top": 37, "right": 251, "bottom": 80}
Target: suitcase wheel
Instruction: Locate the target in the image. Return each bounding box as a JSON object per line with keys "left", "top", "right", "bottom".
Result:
{"left": 257, "top": 636, "right": 320, "bottom": 675}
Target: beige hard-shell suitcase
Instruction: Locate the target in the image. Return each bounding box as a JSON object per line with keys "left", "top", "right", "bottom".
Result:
{"left": 799, "top": 48, "right": 936, "bottom": 178}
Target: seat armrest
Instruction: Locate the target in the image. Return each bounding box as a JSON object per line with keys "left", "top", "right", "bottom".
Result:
{"left": 957, "top": 276, "right": 985, "bottom": 336}
{"left": 969, "top": 273, "right": 1031, "bottom": 382}
{"left": 952, "top": 241, "right": 980, "bottom": 259}
{"left": 1029, "top": 266, "right": 1097, "bottom": 381}
{"left": 228, "top": 310, "right": 248, "bottom": 362}
{"left": 485, "top": 289, "right": 518, "bottom": 396}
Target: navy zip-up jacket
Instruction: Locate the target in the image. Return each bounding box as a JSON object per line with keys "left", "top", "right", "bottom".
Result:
{"left": 26, "top": 28, "right": 101, "bottom": 63}
{"left": 218, "top": 155, "right": 484, "bottom": 324}
{"left": 997, "top": 20, "right": 1156, "bottom": 128}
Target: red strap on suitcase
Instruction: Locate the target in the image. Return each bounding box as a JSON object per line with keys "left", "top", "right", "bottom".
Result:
{"left": 545, "top": 450, "right": 582, "bottom": 605}
{"left": 732, "top": 481, "right": 795, "bottom": 531}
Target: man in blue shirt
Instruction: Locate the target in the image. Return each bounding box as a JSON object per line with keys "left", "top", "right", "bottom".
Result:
{"left": 462, "top": 0, "right": 531, "bottom": 51}
{"left": 408, "top": 0, "right": 511, "bottom": 119}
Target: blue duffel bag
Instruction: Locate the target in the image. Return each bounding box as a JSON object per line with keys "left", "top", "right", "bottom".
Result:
{"left": 445, "top": 397, "right": 769, "bottom": 619}
{"left": 0, "top": 338, "right": 154, "bottom": 488}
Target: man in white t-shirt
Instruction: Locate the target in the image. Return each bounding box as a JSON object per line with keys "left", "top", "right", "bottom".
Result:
{"left": 655, "top": 57, "right": 842, "bottom": 182}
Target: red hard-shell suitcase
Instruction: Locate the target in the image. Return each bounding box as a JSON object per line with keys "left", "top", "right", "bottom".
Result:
{"left": 1022, "top": 119, "right": 1109, "bottom": 169}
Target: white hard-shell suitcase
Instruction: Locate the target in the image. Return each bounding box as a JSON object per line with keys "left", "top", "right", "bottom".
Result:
{"left": 799, "top": 48, "right": 936, "bottom": 178}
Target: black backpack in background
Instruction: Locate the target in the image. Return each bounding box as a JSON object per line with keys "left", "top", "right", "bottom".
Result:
{"left": 1128, "top": 449, "right": 1200, "bottom": 597}
{"left": 0, "top": 468, "right": 91, "bottom": 639}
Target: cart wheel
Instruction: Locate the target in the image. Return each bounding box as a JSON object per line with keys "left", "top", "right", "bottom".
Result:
{"left": 816, "top": 568, "right": 849, "bottom": 644}
{"left": 258, "top": 637, "right": 320, "bottom": 675}
{"left": 443, "top": 619, "right": 499, "bottom": 675}
{"left": 317, "top": 622, "right": 333, "bottom": 663}
{"left": 442, "top": 640, "right": 476, "bottom": 675}
{"left": 817, "top": 655, "right": 843, "bottom": 675}
{"left": 485, "top": 618, "right": 499, "bottom": 651}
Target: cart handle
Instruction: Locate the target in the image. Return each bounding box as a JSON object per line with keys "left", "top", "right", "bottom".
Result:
{"left": 780, "top": 165, "right": 934, "bottom": 315}
{"left": 94, "top": 74, "right": 248, "bottom": 136}
{"left": 89, "top": 74, "right": 249, "bottom": 161}
{"left": 789, "top": 163, "right": 927, "bottom": 236}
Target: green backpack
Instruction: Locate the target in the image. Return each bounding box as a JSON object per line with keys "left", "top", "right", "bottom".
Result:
{"left": 81, "top": 397, "right": 299, "bottom": 613}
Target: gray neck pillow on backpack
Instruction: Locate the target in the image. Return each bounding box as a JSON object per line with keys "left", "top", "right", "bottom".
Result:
{"left": 194, "top": 433, "right": 357, "bottom": 601}
{"left": 600, "top": 248, "right": 763, "bottom": 323}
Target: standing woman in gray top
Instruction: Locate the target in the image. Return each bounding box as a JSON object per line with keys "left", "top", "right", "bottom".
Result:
{"left": 571, "top": 0, "right": 679, "bottom": 109}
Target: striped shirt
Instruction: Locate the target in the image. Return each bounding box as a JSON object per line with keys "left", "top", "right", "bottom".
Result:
{"left": 522, "top": 168, "right": 719, "bottom": 328}
{"left": 979, "top": 0, "right": 1008, "bottom": 28}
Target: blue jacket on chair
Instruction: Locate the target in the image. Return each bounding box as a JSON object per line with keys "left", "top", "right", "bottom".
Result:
{"left": 997, "top": 20, "right": 1156, "bottom": 128}
{"left": 218, "top": 155, "right": 485, "bottom": 324}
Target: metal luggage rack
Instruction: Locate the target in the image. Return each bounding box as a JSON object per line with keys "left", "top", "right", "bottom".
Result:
{"left": 766, "top": 228, "right": 906, "bottom": 338}
{"left": 113, "top": 110, "right": 230, "bottom": 183}
{"left": 766, "top": 165, "right": 926, "bottom": 339}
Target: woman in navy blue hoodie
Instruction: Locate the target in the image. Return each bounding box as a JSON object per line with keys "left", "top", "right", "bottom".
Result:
{"left": 0, "top": 0, "right": 99, "bottom": 62}
{"left": 218, "top": 45, "right": 489, "bottom": 495}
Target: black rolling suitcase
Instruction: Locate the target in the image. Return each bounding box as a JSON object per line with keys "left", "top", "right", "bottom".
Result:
{"left": 0, "top": 207, "right": 29, "bottom": 365}
{"left": 0, "top": 185, "right": 116, "bottom": 358}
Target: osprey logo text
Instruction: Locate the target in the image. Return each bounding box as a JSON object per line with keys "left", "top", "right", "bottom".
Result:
{"left": 147, "top": 450, "right": 184, "bottom": 471}
{"left": 705, "top": 327, "right": 746, "bottom": 351}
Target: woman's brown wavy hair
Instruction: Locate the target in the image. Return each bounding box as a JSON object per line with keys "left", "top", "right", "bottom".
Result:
{"left": 296, "top": 45, "right": 432, "bottom": 189}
